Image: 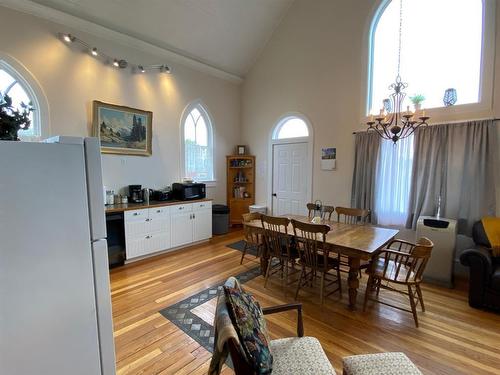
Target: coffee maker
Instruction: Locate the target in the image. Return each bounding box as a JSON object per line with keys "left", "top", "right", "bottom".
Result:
{"left": 129, "top": 185, "right": 143, "bottom": 203}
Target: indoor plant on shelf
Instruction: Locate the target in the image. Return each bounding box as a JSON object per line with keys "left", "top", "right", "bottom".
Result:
{"left": 0, "top": 94, "right": 34, "bottom": 141}
{"left": 409, "top": 94, "right": 425, "bottom": 112}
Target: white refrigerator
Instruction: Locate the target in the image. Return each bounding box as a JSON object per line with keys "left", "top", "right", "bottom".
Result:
{"left": 0, "top": 137, "right": 116, "bottom": 375}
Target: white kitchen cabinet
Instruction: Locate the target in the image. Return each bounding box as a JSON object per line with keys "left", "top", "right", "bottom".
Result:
{"left": 171, "top": 211, "right": 193, "bottom": 247}
{"left": 124, "top": 201, "right": 212, "bottom": 261}
{"left": 193, "top": 204, "right": 212, "bottom": 242}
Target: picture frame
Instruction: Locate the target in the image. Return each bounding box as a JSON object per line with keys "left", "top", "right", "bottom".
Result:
{"left": 321, "top": 147, "right": 337, "bottom": 170}
{"left": 92, "top": 100, "right": 152, "bottom": 156}
{"left": 237, "top": 145, "right": 246, "bottom": 155}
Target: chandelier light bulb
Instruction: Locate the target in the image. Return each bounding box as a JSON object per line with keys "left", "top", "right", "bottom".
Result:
{"left": 91, "top": 48, "right": 98, "bottom": 56}
{"left": 63, "top": 34, "right": 74, "bottom": 43}
{"left": 139, "top": 66, "right": 145, "bottom": 73}
{"left": 113, "top": 59, "right": 119, "bottom": 67}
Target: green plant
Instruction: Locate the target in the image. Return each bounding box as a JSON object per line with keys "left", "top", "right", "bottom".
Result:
{"left": 0, "top": 94, "right": 34, "bottom": 141}
{"left": 409, "top": 94, "right": 425, "bottom": 105}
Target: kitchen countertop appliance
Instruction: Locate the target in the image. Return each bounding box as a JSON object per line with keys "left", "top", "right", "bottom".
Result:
{"left": 129, "top": 184, "right": 143, "bottom": 203}
{"left": 0, "top": 136, "right": 115, "bottom": 375}
{"left": 172, "top": 182, "right": 206, "bottom": 201}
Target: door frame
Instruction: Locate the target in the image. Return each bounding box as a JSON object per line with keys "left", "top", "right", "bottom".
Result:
{"left": 267, "top": 113, "right": 314, "bottom": 215}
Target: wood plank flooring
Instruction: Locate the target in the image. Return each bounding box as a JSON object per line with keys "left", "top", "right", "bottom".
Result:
{"left": 110, "top": 230, "right": 500, "bottom": 375}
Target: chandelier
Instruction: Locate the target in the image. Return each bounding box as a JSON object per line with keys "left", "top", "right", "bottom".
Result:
{"left": 366, "top": 0, "right": 430, "bottom": 143}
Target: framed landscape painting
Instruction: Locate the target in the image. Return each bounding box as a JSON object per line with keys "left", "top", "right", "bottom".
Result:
{"left": 92, "top": 101, "right": 152, "bottom": 156}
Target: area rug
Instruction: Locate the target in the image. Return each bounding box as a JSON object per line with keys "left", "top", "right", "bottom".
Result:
{"left": 159, "top": 266, "right": 261, "bottom": 354}
{"left": 226, "top": 239, "right": 258, "bottom": 256}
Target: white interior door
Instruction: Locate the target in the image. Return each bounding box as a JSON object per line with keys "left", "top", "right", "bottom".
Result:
{"left": 272, "top": 142, "right": 309, "bottom": 216}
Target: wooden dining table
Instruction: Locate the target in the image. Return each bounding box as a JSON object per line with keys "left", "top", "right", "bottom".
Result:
{"left": 245, "top": 215, "right": 399, "bottom": 310}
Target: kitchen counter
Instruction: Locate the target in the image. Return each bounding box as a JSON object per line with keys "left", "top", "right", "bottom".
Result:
{"left": 105, "top": 198, "right": 213, "bottom": 213}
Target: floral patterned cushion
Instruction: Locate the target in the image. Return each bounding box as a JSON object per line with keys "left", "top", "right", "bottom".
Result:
{"left": 223, "top": 286, "right": 273, "bottom": 374}
{"left": 270, "top": 337, "right": 336, "bottom": 374}
{"left": 342, "top": 352, "right": 422, "bottom": 375}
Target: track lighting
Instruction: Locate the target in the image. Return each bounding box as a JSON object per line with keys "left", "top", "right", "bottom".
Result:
{"left": 60, "top": 32, "right": 172, "bottom": 75}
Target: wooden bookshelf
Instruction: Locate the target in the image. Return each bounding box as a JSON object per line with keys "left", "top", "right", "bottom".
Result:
{"left": 226, "top": 155, "right": 255, "bottom": 225}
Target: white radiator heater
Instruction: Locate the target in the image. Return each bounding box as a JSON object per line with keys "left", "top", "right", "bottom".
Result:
{"left": 416, "top": 216, "right": 457, "bottom": 288}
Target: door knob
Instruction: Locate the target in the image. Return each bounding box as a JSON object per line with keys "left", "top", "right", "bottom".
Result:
{"left": 272, "top": 193, "right": 277, "bottom": 197}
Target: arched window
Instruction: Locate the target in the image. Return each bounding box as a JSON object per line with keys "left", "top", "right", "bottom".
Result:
{"left": 273, "top": 116, "right": 309, "bottom": 140}
{"left": 369, "top": 0, "right": 484, "bottom": 113}
{"left": 181, "top": 102, "right": 214, "bottom": 181}
{"left": 0, "top": 61, "right": 41, "bottom": 139}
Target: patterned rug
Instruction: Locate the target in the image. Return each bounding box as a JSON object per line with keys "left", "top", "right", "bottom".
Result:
{"left": 226, "top": 239, "right": 259, "bottom": 256}
{"left": 159, "top": 264, "right": 261, "bottom": 354}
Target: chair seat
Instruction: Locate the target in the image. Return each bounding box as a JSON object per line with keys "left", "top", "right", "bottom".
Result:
{"left": 372, "top": 259, "right": 416, "bottom": 283}
{"left": 270, "top": 337, "right": 336, "bottom": 375}
{"left": 342, "top": 352, "right": 422, "bottom": 375}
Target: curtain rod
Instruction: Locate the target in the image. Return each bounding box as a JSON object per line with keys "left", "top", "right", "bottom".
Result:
{"left": 352, "top": 117, "right": 500, "bottom": 134}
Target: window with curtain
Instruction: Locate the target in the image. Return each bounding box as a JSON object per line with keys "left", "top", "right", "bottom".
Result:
{"left": 369, "top": 0, "right": 483, "bottom": 113}
{"left": 374, "top": 135, "right": 414, "bottom": 226}
{"left": 0, "top": 62, "right": 39, "bottom": 139}
{"left": 182, "top": 104, "right": 214, "bottom": 181}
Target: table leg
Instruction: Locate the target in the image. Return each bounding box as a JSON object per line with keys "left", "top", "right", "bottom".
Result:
{"left": 260, "top": 242, "right": 269, "bottom": 276}
{"left": 347, "top": 257, "right": 361, "bottom": 310}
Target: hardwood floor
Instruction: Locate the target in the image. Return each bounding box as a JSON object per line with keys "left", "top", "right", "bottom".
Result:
{"left": 110, "top": 230, "right": 500, "bottom": 375}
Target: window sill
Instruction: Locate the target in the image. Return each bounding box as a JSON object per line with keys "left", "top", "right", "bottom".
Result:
{"left": 198, "top": 180, "right": 217, "bottom": 188}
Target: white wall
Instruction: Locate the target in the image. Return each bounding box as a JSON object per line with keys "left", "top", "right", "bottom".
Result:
{"left": 0, "top": 6, "right": 241, "bottom": 203}
{"left": 242, "top": 0, "right": 500, "bottom": 214}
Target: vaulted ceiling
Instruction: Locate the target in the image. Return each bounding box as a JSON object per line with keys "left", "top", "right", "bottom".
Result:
{"left": 31, "top": 0, "right": 295, "bottom": 77}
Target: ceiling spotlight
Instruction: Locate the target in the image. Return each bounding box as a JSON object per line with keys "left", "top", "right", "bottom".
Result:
{"left": 113, "top": 59, "right": 119, "bottom": 67}
{"left": 63, "top": 34, "right": 74, "bottom": 43}
{"left": 139, "top": 66, "right": 145, "bottom": 73}
{"left": 91, "top": 48, "right": 98, "bottom": 56}
{"left": 161, "top": 65, "right": 171, "bottom": 74}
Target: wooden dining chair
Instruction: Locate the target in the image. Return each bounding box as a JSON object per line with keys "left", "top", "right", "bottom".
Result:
{"left": 240, "top": 212, "right": 264, "bottom": 264}
{"left": 363, "top": 237, "right": 434, "bottom": 327}
{"left": 335, "top": 206, "right": 371, "bottom": 224}
{"left": 307, "top": 203, "right": 317, "bottom": 218}
{"left": 307, "top": 203, "right": 335, "bottom": 221}
{"left": 261, "top": 215, "right": 298, "bottom": 288}
{"left": 291, "top": 219, "right": 341, "bottom": 304}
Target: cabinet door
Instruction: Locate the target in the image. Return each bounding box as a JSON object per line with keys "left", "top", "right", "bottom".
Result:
{"left": 125, "top": 209, "right": 149, "bottom": 238}
{"left": 171, "top": 212, "right": 193, "bottom": 247}
{"left": 145, "top": 232, "right": 171, "bottom": 254}
{"left": 193, "top": 209, "right": 212, "bottom": 242}
{"left": 126, "top": 235, "right": 149, "bottom": 259}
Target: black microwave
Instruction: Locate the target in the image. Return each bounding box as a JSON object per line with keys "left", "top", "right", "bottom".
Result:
{"left": 172, "top": 182, "right": 206, "bottom": 201}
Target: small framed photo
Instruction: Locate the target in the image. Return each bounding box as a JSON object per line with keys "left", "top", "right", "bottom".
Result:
{"left": 237, "top": 145, "right": 246, "bottom": 155}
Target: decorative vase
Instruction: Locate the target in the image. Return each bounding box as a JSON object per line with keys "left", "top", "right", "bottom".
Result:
{"left": 443, "top": 88, "right": 457, "bottom": 107}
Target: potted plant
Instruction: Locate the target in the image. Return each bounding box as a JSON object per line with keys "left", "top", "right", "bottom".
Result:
{"left": 409, "top": 94, "right": 425, "bottom": 112}
{"left": 0, "top": 94, "right": 34, "bottom": 141}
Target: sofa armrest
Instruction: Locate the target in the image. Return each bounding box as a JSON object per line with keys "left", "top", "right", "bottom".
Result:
{"left": 460, "top": 247, "right": 493, "bottom": 276}
{"left": 262, "top": 303, "right": 304, "bottom": 337}
{"left": 459, "top": 247, "right": 493, "bottom": 308}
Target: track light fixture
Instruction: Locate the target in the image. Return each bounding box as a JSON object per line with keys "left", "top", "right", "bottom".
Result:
{"left": 59, "top": 32, "right": 172, "bottom": 75}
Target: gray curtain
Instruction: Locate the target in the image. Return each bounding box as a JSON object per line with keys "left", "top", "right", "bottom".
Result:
{"left": 351, "top": 131, "right": 381, "bottom": 223}
{"left": 406, "top": 120, "right": 497, "bottom": 234}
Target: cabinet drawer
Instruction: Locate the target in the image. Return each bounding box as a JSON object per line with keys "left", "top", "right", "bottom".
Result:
{"left": 149, "top": 206, "right": 170, "bottom": 218}
{"left": 193, "top": 201, "right": 212, "bottom": 211}
{"left": 125, "top": 209, "right": 148, "bottom": 222}
{"left": 170, "top": 203, "right": 192, "bottom": 213}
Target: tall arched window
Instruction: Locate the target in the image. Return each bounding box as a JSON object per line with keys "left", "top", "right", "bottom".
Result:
{"left": 0, "top": 60, "right": 41, "bottom": 139}
{"left": 181, "top": 102, "right": 214, "bottom": 182}
{"left": 369, "top": 0, "right": 484, "bottom": 113}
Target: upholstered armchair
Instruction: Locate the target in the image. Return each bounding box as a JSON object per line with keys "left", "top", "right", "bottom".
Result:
{"left": 460, "top": 221, "right": 500, "bottom": 311}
